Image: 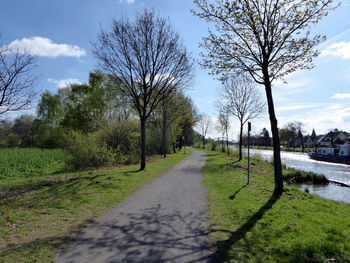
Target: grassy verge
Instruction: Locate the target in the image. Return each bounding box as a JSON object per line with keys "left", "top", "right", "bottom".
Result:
{"left": 0, "top": 148, "right": 191, "bottom": 263}
{"left": 202, "top": 149, "right": 350, "bottom": 263}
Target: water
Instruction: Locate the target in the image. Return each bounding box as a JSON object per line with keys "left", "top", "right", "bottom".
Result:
{"left": 245, "top": 148, "right": 350, "bottom": 203}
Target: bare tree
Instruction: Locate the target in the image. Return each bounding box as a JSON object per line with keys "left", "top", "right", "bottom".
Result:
{"left": 0, "top": 40, "right": 38, "bottom": 114}
{"left": 197, "top": 114, "right": 213, "bottom": 149}
{"left": 220, "top": 75, "right": 265, "bottom": 161}
{"left": 192, "top": 0, "right": 337, "bottom": 194}
{"left": 93, "top": 9, "right": 193, "bottom": 170}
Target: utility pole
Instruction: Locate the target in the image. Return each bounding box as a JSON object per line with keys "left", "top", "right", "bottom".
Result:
{"left": 247, "top": 122, "right": 251, "bottom": 185}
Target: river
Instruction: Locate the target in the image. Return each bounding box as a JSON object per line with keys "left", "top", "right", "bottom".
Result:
{"left": 246, "top": 148, "right": 350, "bottom": 203}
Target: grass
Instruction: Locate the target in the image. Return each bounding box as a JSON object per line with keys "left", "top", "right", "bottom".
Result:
{"left": 0, "top": 148, "right": 65, "bottom": 180}
{"left": 0, "top": 148, "right": 191, "bottom": 263}
{"left": 202, "top": 149, "right": 350, "bottom": 263}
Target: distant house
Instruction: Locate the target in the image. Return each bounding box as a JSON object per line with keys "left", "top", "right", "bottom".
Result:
{"left": 305, "top": 129, "right": 318, "bottom": 148}
{"left": 316, "top": 130, "right": 350, "bottom": 147}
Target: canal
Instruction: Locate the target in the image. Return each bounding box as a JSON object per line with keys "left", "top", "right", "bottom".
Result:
{"left": 247, "top": 148, "right": 350, "bottom": 203}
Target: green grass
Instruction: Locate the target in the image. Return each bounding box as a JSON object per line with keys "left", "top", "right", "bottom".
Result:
{"left": 0, "top": 148, "right": 65, "bottom": 180}
{"left": 202, "top": 149, "right": 350, "bottom": 263}
{"left": 0, "top": 148, "right": 191, "bottom": 263}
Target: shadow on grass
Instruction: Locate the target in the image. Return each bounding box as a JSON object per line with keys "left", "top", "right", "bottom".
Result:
{"left": 228, "top": 185, "right": 247, "bottom": 200}
{"left": 0, "top": 173, "right": 113, "bottom": 199}
{"left": 123, "top": 169, "right": 141, "bottom": 176}
{"left": 214, "top": 193, "right": 281, "bottom": 262}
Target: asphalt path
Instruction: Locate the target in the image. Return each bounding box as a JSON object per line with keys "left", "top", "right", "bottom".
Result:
{"left": 56, "top": 148, "right": 214, "bottom": 263}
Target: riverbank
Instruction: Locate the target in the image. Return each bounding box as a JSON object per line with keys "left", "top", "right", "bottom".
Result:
{"left": 202, "top": 149, "right": 350, "bottom": 262}
{"left": 0, "top": 149, "right": 191, "bottom": 262}
{"left": 247, "top": 145, "right": 313, "bottom": 153}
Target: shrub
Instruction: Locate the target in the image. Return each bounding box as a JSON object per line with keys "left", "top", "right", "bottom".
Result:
{"left": 66, "top": 131, "right": 122, "bottom": 169}
{"left": 193, "top": 142, "right": 203, "bottom": 149}
{"left": 284, "top": 169, "right": 329, "bottom": 184}
{"left": 209, "top": 141, "right": 219, "bottom": 151}
{"left": 7, "top": 133, "right": 20, "bottom": 147}
{"left": 97, "top": 120, "right": 140, "bottom": 162}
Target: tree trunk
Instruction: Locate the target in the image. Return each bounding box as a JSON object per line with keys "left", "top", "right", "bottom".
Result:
{"left": 238, "top": 122, "right": 243, "bottom": 161}
{"left": 221, "top": 136, "right": 224, "bottom": 152}
{"left": 263, "top": 74, "right": 283, "bottom": 195}
{"left": 202, "top": 136, "right": 205, "bottom": 149}
{"left": 140, "top": 117, "right": 146, "bottom": 170}
{"left": 171, "top": 125, "right": 176, "bottom": 153}
{"left": 226, "top": 130, "right": 229, "bottom": 156}
{"left": 162, "top": 107, "right": 167, "bottom": 158}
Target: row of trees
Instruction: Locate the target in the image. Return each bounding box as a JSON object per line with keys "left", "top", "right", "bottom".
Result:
{"left": 1, "top": 10, "right": 196, "bottom": 170}
{"left": 0, "top": 70, "right": 197, "bottom": 162}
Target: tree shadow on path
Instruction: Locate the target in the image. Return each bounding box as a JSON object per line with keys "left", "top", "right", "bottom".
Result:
{"left": 57, "top": 204, "right": 215, "bottom": 263}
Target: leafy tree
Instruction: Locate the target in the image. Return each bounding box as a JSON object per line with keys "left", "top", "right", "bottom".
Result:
{"left": 280, "top": 121, "right": 304, "bottom": 150}
{"left": 192, "top": 0, "right": 337, "bottom": 194}
{"left": 37, "top": 91, "right": 63, "bottom": 135}
{"left": 0, "top": 119, "right": 11, "bottom": 141}
{"left": 219, "top": 75, "right": 264, "bottom": 161}
{"left": 60, "top": 72, "right": 106, "bottom": 133}
{"left": 11, "top": 115, "right": 35, "bottom": 146}
{"left": 93, "top": 9, "right": 193, "bottom": 170}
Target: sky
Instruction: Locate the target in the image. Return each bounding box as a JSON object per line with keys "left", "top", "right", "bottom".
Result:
{"left": 1, "top": 0, "right": 350, "bottom": 140}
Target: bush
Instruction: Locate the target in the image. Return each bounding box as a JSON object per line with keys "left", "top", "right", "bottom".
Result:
{"left": 284, "top": 169, "right": 329, "bottom": 184}
{"left": 97, "top": 120, "right": 140, "bottom": 162}
{"left": 66, "top": 131, "right": 122, "bottom": 169}
{"left": 7, "top": 133, "right": 20, "bottom": 147}
{"left": 208, "top": 141, "right": 219, "bottom": 151}
{"left": 193, "top": 142, "right": 203, "bottom": 149}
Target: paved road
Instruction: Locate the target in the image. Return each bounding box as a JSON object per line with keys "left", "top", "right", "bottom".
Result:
{"left": 56, "top": 149, "right": 214, "bottom": 263}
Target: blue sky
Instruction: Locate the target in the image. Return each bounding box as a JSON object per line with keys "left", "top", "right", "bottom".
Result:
{"left": 1, "top": 0, "right": 350, "bottom": 139}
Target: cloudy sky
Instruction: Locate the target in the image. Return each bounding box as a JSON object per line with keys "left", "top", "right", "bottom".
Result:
{"left": 1, "top": 0, "right": 350, "bottom": 139}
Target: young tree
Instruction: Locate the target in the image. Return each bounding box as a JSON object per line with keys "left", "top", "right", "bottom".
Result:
{"left": 192, "top": 0, "right": 337, "bottom": 194}
{"left": 220, "top": 75, "right": 265, "bottom": 161}
{"left": 196, "top": 114, "right": 213, "bottom": 149}
{"left": 216, "top": 108, "right": 230, "bottom": 154}
{"left": 0, "top": 39, "right": 38, "bottom": 114}
{"left": 93, "top": 9, "right": 193, "bottom": 170}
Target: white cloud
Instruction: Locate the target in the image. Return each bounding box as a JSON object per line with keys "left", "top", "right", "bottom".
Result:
{"left": 6, "top": 37, "right": 86, "bottom": 58}
{"left": 321, "top": 41, "right": 350, "bottom": 59}
{"left": 331, "top": 93, "right": 350, "bottom": 99}
{"left": 48, "top": 78, "right": 82, "bottom": 89}
{"left": 120, "top": 0, "right": 134, "bottom": 3}
{"left": 276, "top": 104, "right": 321, "bottom": 112}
